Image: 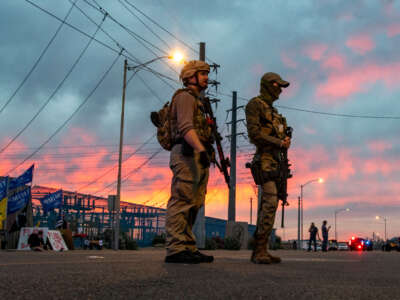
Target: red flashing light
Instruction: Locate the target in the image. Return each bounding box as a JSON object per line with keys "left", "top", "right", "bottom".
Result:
{"left": 358, "top": 245, "right": 362, "bottom": 249}
{"left": 352, "top": 236, "right": 355, "bottom": 240}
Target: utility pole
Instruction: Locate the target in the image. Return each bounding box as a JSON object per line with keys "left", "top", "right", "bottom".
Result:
{"left": 193, "top": 42, "right": 206, "bottom": 249}
{"left": 228, "top": 91, "right": 237, "bottom": 221}
{"left": 297, "top": 196, "right": 301, "bottom": 250}
{"left": 114, "top": 59, "right": 127, "bottom": 250}
{"left": 250, "top": 197, "right": 253, "bottom": 225}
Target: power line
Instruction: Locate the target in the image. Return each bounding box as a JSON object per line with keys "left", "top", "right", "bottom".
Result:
{"left": 115, "top": 0, "right": 179, "bottom": 76}
{"left": 123, "top": 0, "right": 217, "bottom": 64}
{"left": 78, "top": 0, "right": 179, "bottom": 88}
{"left": 6, "top": 53, "right": 122, "bottom": 175}
{"left": 77, "top": 133, "right": 156, "bottom": 191}
{"left": 116, "top": 0, "right": 171, "bottom": 51}
{"left": 0, "top": 0, "right": 77, "bottom": 115}
{"left": 0, "top": 9, "right": 106, "bottom": 155}
{"left": 230, "top": 92, "right": 400, "bottom": 120}
{"left": 93, "top": 147, "right": 162, "bottom": 196}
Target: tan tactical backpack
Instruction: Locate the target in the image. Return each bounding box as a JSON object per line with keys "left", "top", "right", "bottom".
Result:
{"left": 150, "top": 89, "right": 189, "bottom": 151}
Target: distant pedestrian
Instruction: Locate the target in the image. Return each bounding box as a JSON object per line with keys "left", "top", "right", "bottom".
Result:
{"left": 308, "top": 222, "right": 320, "bottom": 251}
{"left": 321, "top": 220, "right": 331, "bottom": 252}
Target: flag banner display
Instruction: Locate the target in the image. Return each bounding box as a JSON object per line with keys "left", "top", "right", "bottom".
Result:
{"left": 0, "top": 177, "right": 8, "bottom": 200}
{"left": 0, "top": 197, "right": 7, "bottom": 230}
{"left": 47, "top": 230, "right": 68, "bottom": 251}
{"left": 9, "top": 164, "right": 34, "bottom": 191}
{"left": 7, "top": 187, "right": 31, "bottom": 215}
{"left": 40, "top": 190, "right": 62, "bottom": 213}
{"left": 17, "top": 227, "right": 49, "bottom": 250}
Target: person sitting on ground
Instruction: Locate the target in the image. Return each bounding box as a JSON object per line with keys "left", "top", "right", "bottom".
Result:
{"left": 28, "top": 230, "right": 46, "bottom": 252}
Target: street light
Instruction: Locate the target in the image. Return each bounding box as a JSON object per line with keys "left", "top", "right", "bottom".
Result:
{"left": 375, "top": 215, "right": 387, "bottom": 241}
{"left": 298, "top": 178, "right": 323, "bottom": 250}
{"left": 114, "top": 53, "right": 184, "bottom": 250}
{"left": 334, "top": 208, "right": 350, "bottom": 241}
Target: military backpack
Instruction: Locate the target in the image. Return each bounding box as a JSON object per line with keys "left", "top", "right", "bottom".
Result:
{"left": 150, "top": 89, "right": 192, "bottom": 151}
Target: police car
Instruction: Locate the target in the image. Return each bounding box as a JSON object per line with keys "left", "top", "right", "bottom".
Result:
{"left": 348, "top": 236, "right": 373, "bottom": 251}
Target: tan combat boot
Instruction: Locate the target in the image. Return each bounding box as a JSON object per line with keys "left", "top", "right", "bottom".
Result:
{"left": 251, "top": 240, "right": 271, "bottom": 264}
{"left": 265, "top": 250, "right": 281, "bottom": 264}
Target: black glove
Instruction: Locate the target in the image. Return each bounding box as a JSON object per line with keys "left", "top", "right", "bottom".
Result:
{"left": 199, "top": 151, "right": 210, "bottom": 168}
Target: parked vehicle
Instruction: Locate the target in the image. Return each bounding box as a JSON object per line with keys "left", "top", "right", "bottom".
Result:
{"left": 337, "top": 242, "right": 349, "bottom": 251}
{"left": 382, "top": 237, "right": 400, "bottom": 251}
{"left": 348, "top": 237, "right": 373, "bottom": 251}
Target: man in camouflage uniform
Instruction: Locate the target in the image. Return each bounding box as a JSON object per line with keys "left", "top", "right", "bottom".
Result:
{"left": 165, "top": 60, "right": 214, "bottom": 264}
{"left": 245, "top": 72, "right": 291, "bottom": 264}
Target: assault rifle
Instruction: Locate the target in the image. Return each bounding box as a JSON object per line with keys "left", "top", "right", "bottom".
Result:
{"left": 202, "top": 97, "right": 230, "bottom": 188}
{"left": 278, "top": 127, "right": 293, "bottom": 228}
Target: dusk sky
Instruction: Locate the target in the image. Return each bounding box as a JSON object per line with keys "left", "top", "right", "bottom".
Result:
{"left": 1, "top": 0, "right": 399, "bottom": 241}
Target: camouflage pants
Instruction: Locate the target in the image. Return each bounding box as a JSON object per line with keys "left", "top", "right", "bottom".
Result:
{"left": 165, "top": 144, "right": 209, "bottom": 256}
{"left": 254, "top": 180, "right": 279, "bottom": 244}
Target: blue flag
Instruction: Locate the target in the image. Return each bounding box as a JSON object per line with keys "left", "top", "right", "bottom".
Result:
{"left": 0, "top": 177, "right": 8, "bottom": 200}
{"left": 7, "top": 187, "right": 31, "bottom": 215}
{"left": 40, "top": 190, "right": 63, "bottom": 213}
{"left": 9, "top": 164, "right": 34, "bottom": 191}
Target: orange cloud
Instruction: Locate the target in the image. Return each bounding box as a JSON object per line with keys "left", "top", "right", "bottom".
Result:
{"left": 346, "top": 34, "right": 375, "bottom": 54}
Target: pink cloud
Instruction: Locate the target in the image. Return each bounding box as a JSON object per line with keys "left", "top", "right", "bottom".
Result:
{"left": 316, "top": 62, "right": 400, "bottom": 101}
{"left": 367, "top": 140, "right": 392, "bottom": 153}
{"left": 281, "top": 53, "right": 298, "bottom": 69}
{"left": 346, "top": 34, "right": 375, "bottom": 54}
{"left": 304, "top": 44, "right": 328, "bottom": 61}
{"left": 387, "top": 23, "right": 400, "bottom": 37}
{"left": 322, "top": 54, "right": 346, "bottom": 70}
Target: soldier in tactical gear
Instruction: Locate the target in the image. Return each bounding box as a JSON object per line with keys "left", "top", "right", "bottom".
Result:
{"left": 164, "top": 60, "right": 214, "bottom": 264}
{"left": 245, "top": 72, "right": 291, "bottom": 264}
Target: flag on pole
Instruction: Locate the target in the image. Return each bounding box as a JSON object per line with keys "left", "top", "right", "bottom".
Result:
{"left": 40, "top": 190, "right": 63, "bottom": 214}
{"left": 0, "top": 177, "right": 9, "bottom": 230}
{"left": 9, "top": 164, "right": 34, "bottom": 191}
{"left": 7, "top": 187, "right": 31, "bottom": 215}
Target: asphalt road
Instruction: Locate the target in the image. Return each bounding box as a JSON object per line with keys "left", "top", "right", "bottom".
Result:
{"left": 0, "top": 248, "right": 398, "bottom": 299}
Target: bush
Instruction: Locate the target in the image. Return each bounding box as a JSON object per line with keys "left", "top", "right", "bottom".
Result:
{"left": 152, "top": 233, "right": 166, "bottom": 246}
{"left": 126, "top": 239, "right": 139, "bottom": 250}
{"left": 224, "top": 236, "right": 241, "bottom": 250}
{"left": 212, "top": 236, "right": 225, "bottom": 249}
{"left": 205, "top": 238, "right": 218, "bottom": 250}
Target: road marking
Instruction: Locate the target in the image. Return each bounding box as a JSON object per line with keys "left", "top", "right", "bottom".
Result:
{"left": 285, "top": 258, "right": 359, "bottom": 262}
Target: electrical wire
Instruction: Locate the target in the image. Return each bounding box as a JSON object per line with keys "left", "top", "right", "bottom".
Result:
{"left": 77, "top": 133, "right": 156, "bottom": 191}
{"left": 93, "top": 147, "right": 162, "bottom": 196}
{"left": 6, "top": 53, "right": 122, "bottom": 175}
{"left": 227, "top": 92, "right": 400, "bottom": 120}
{"left": 117, "top": 0, "right": 171, "bottom": 51}
{"left": 123, "top": 0, "right": 217, "bottom": 64}
{"left": 0, "top": 0, "right": 77, "bottom": 115}
{"left": 0, "top": 9, "right": 106, "bottom": 155}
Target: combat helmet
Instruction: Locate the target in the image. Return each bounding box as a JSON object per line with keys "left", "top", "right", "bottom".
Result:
{"left": 179, "top": 60, "right": 210, "bottom": 82}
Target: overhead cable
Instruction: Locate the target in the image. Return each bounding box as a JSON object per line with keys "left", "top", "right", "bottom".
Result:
{"left": 0, "top": 0, "right": 77, "bottom": 115}
{"left": 77, "top": 133, "right": 156, "bottom": 191}
{"left": 0, "top": 8, "right": 106, "bottom": 155}
{"left": 6, "top": 53, "right": 122, "bottom": 175}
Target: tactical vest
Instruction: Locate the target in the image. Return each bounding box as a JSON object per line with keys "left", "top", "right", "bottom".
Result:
{"left": 171, "top": 89, "right": 213, "bottom": 146}
{"left": 254, "top": 96, "right": 287, "bottom": 152}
